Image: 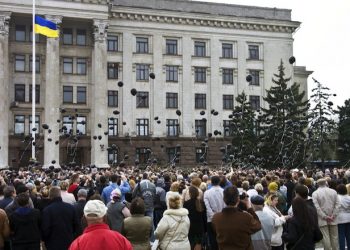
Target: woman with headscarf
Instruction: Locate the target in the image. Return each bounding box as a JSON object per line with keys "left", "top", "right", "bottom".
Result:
{"left": 106, "top": 188, "right": 131, "bottom": 233}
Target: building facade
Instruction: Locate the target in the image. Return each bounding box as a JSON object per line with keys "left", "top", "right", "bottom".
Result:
{"left": 0, "top": 0, "right": 311, "bottom": 168}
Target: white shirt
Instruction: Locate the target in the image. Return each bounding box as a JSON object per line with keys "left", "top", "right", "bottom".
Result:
{"left": 203, "top": 185, "right": 225, "bottom": 222}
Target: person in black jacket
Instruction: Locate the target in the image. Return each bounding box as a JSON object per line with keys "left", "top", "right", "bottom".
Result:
{"left": 9, "top": 193, "right": 41, "bottom": 250}
{"left": 183, "top": 186, "right": 206, "bottom": 250}
{"left": 41, "top": 186, "right": 80, "bottom": 250}
{"left": 282, "top": 197, "right": 322, "bottom": 250}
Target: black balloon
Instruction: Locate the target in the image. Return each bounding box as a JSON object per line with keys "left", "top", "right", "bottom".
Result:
{"left": 113, "top": 110, "right": 120, "bottom": 115}
{"left": 200, "top": 111, "right": 205, "bottom": 115}
{"left": 98, "top": 123, "right": 102, "bottom": 128}
{"left": 246, "top": 75, "right": 252, "bottom": 82}
{"left": 93, "top": 136, "right": 97, "bottom": 140}
{"left": 176, "top": 110, "right": 181, "bottom": 116}
{"left": 117, "top": 81, "right": 124, "bottom": 87}
{"left": 55, "top": 141, "right": 59, "bottom": 145}
{"left": 98, "top": 135, "right": 102, "bottom": 140}
{"left": 130, "top": 88, "right": 137, "bottom": 96}
{"left": 213, "top": 111, "right": 219, "bottom": 116}
{"left": 154, "top": 116, "right": 159, "bottom": 121}
{"left": 48, "top": 129, "right": 52, "bottom": 134}
{"left": 123, "top": 121, "right": 127, "bottom": 125}
{"left": 149, "top": 73, "right": 155, "bottom": 79}
{"left": 51, "top": 160, "right": 56, "bottom": 164}
{"left": 42, "top": 124, "right": 49, "bottom": 130}
{"left": 289, "top": 56, "right": 296, "bottom": 64}
{"left": 157, "top": 120, "right": 161, "bottom": 124}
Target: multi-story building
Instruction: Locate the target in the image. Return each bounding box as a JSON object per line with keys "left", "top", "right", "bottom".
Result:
{"left": 0, "top": 0, "right": 312, "bottom": 168}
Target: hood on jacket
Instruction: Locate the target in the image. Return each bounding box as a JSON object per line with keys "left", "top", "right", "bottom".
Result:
{"left": 339, "top": 195, "right": 350, "bottom": 207}
{"left": 163, "top": 208, "right": 188, "bottom": 218}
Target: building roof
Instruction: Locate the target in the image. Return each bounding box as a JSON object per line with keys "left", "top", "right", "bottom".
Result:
{"left": 113, "top": 0, "right": 292, "bottom": 21}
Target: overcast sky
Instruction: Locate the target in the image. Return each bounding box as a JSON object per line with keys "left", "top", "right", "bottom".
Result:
{"left": 194, "top": 0, "right": 350, "bottom": 109}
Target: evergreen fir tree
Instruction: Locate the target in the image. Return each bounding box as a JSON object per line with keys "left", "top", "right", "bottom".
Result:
{"left": 259, "top": 60, "right": 309, "bottom": 169}
{"left": 337, "top": 99, "right": 350, "bottom": 165}
{"left": 229, "top": 92, "right": 259, "bottom": 168}
{"left": 308, "top": 79, "right": 337, "bottom": 167}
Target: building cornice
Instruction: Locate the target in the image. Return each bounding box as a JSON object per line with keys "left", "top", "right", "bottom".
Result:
{"left": 111, "top": 9, "right": 300, "bottom": 34}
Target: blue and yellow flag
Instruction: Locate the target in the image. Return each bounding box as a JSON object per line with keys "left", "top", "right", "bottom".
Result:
{"left": 34, "top": 15, "right": 59, "bottom": 38}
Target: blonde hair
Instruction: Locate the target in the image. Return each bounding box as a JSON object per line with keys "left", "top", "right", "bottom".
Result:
{"left": 59, "top": 181, "right": 69, "bottom": 191}
{"left": 265, "top": 193, "right": 278, "bottom": 206}
{"left": 191, "top": 177, "right": 202, "bottom": 188}
{"left": 170, "top": 182, "right": 179, "bottom": 192}
{"left": 168, "top": 195, "right": 182, "bottom": 209}
{"left": 346, "top": 184, "right": 350, "bottom": 195}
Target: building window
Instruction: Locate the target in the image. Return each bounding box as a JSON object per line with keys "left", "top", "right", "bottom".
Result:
{"left": 29, "top": 85, "right": 40, "bottom": 104}
{"left": 108, "top": 150, "right": 119, "bottom": 165}
{"left": 250, "top": 95, "right": 260, "bottom": 110}
{"left": 15, "top": 25, "right": 26, "bottom": 42}
{"left": 166, "top": 119, "right": 179, "bottom": 136}
{"left": 166, "top": 66, "right": 178, "bottom": 82}
{"left": 15, "top": 84, "right": 25, "bottom": 102}
{"left": 29, "top": 56, "right": 40, "bottom": 73}
{"left": 166, "top": 92, "right": 178, "bottom": 108}
{"left": 195, "top": 67, "right": 206, "bottom": 83}
{"left": 136, "top": 37, "right": 149, "bottom": 53}
{"left": 76, "top": 29, "right": 86, "bottom": 46}
{"left": 107, "top": 62, "right": 118, "bottom": 79}
{"left": 63, "top": 28, "right": 73, "bottom": 45}
{"left": 195, "top": 120, "right": 206, "bottom": 137}
{"left": 248, "top": 45, "right": 259, "bottom": 60}
{"left": 195, "top": 94, "right": 206, "bottom": 109}
{"left": 196, "top": 147, "right": 206, "bottom": 163}
{"left": 135, "top": 147, "right": 150, "bottom": 164}
{"left": 194, "top": 41, "right": 206, "bottom": 57}
{"left": 77, "top": 87, "right": 86, "bottom": 104}
{"left": 76, "top": 58, "right": 87, "bottom": 75}
{"left": 222, "top": 43, "right": 233, "bottom": 58}
{"left": 223, "top": 120, "right": 234, "bottom": 137}
{"left": 108, "top": 118, "right": 118, "bottom": 136}
{"left": 63, "top": 86, "right": 73, "bottom": 103}
{"left": 108, "top": 90, "right": 118, "bottom": 107}
{"left": 136, "top": 64, "right": 149, "bottom": 81}
{"left": 136, "top": 119, "right": 149, "bottom": 136}
{"left": 222, "top": 68, "right": 233, "bottom": 85}
{"left": 15, "top": 55, "right": 25, "bottom": 72}
{"left": 166, "top": 147, "right": 177, "bottom": 163}
{"left": 166, "top": 39, "right": 177, "bottom": 55}
{"left": 223, "top": 95, "right": 234, "bottom": 110}
{"left": 62, "top": 116, "right": 73, "bottom": 134}
{"left": 63, "top": 58, "right": 73, "bottom": 74}
{"left": 249, "top": 70, "right": 260, "bottom": 86}
{"left": 136, "top": 92, "right": 149, "bottom": 108}
{"left": 107, "top": 36, "right": 118, "bottom": 51}
{"left": 29, "top": 115, "right": 40, "bottom": 134}
{"left": 14, "top": 115, "right": 25, "bottom": 135}
{"left": 76, "top": 116, "right": 86, "bottom": 135}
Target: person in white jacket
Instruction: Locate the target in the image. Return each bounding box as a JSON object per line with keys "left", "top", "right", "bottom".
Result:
{"left": 336, "top": 184, "right": 350, "bottom": 250}
{"left": 263, "top": 193, "right": 290, "bottom": 250}
{"left": 155, "top": 192, "right": 190, "bottom": 250}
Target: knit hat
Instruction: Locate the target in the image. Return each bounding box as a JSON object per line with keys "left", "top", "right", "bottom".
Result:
{"left": 84, "top": 200, "right": 107, "bottom": 218}
{"left": 268, "top": 182, "right": 278, "bottom": 192}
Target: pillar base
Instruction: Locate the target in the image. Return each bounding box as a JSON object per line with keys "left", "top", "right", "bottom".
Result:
{"left": 0, "top": 164, "right": 9, "bottom": 169}
{"left": 94, "top": 163, "right": 110, "bottom": 169}
{"left": 42, "top": 163, "right": 61, "bottom": 169}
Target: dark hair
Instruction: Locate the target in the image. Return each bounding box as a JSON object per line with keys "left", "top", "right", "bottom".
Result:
{"left": 130, "top": 198, "right": 145, "bottom": 215}
{"left": 3, "top": 186, "right": 15, "bottom": 198}
{"left": 189, "top": 186, "right": 203, "bottom": 212}
{"left": 223, "top": 186, "right": 239, "bottom": 206}
{"left": 17, "top": 193, "right": 29, "bottom": 207}
{"left": 49, "top": 186, "right": 61, "bottom": 199}
{"left": 211, "top": 176, "right": 220, "bottom": 186}
{"left": 285, "top": 172, "right": 292, "bottom": 180}
{"left": 292, "top": 197, "right": 313, "bottom": 232}
{"left": 110, "top": 175, "right": 118, "bottom": 183}
{"left": 294, "top": 184, "right": 308, "bottom": 199}
{"left": 337, "top": 184, "right": 347, "bottom": 195}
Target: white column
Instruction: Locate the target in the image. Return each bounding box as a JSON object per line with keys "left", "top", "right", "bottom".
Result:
{"left": 0, "top": 12, "right": 11, "bottom": 169}
{"left": 43, "top": 15, "right": 62, "bottom": 167}
{"left": 181, "top": 35, "right": 193, "bottom": 136}
{"left": 152, "top": 34, "right": 163, "bottom": 136}
{"left": 91, "top": 19, "right": 109, "bottom": 168}
{"left": 210, "top": 37, "right": 220, "bottom": 135}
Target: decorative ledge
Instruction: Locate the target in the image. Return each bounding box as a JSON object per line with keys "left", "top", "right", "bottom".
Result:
{"left": 111, "top": 11, "right": 299, "bottom": 33}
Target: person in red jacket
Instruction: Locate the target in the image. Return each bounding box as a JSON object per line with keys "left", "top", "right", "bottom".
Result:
{"left": 69, "top": 200, "right": 132, "bottom": 250}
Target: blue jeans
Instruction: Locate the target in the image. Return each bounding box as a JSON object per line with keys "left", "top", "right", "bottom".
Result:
{"left": 338, "top": 223, "right": 350, "bottom": 250}
{"left": 145, "top": 209, "right": 155, "bottom": 242}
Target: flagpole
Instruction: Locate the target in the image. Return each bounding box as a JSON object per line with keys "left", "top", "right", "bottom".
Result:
{"left": 31, "top": 0, "right": 36, "bottom": 160}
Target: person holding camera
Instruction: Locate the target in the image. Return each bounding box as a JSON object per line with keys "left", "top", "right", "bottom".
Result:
{"left": 211, "top": 186, "right": 261, "bottom": 250}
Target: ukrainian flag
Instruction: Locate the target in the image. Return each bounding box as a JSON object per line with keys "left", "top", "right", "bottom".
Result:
{"left": 34, "top": 15, "right": 59, "bottom": 38}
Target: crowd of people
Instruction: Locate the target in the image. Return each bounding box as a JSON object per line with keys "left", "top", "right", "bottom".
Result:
{"left": 0, "top": 164, "right": 348, "bottom": 250}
